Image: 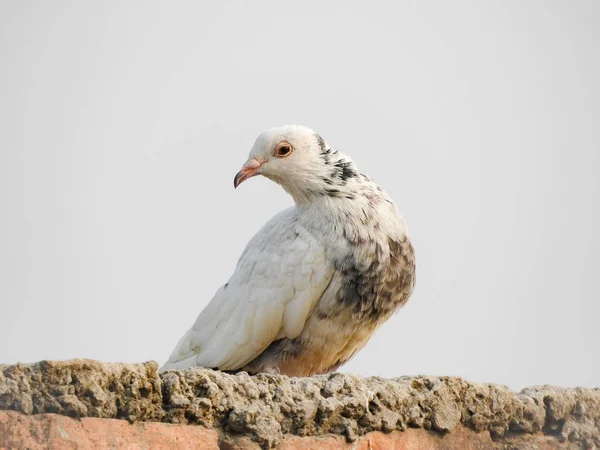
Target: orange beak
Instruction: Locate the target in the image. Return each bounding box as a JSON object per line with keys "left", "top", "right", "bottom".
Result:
{"left": 234, "top": 158, "right": 264, "bottom": 189}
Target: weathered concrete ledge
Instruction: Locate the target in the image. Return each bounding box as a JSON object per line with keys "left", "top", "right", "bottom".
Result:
{"left": 0, "top": 359, "right": 598, "bottom": 449}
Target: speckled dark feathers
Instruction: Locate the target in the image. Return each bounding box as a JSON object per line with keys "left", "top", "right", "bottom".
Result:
{"left": 316, "top": 138, "right": 415, "bottom": 319}
{"left": 334, "top": 235, "right": 415, "bottom": 321}
{"left": 316, "top": 133, "right": 358, "bottom": 184}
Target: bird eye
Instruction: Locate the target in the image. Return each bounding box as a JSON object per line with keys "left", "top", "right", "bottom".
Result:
{"left": 274, "top": 142, "right": 293, "bottom": 158}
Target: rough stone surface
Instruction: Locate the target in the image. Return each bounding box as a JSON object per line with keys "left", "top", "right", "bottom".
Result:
{"left": 1, "top": 359, "right": 599, "bottom": 449}
{"left": 0, "top": 360, "right": 162, "bottom": 422}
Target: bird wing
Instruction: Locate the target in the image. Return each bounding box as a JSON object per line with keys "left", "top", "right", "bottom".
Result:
{"left": 161, "top": 210, "right": 334, "bottom": 371}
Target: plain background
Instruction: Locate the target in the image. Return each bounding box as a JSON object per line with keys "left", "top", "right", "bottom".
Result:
{"left": 1, "top": 1, "right": 598, "bottom": 391}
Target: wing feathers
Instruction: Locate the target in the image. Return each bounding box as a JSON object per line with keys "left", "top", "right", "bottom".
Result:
{"left": 160, "top": 211, "right": 334, "bottom": 373}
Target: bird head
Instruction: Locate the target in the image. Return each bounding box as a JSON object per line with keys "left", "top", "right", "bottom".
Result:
{"left": 234, "top": 125, "right": 358, "bottom": 204}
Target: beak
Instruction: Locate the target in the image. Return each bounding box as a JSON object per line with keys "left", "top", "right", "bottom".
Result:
{"left": 234, "top": 158, "right": 264, "bottom": 189}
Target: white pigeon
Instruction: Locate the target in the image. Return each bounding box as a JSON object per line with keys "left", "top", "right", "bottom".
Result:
{"left": 160, "top": 125, "right": 415, "bottom": 376}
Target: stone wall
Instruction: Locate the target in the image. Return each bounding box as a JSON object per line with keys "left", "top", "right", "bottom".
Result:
{"left": 1, "top": 359, "right": 598, "bottom": 449}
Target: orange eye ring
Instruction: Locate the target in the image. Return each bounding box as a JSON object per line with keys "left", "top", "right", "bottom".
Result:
{"left": 274, "top": 141, "right": 293, "bottom": 158}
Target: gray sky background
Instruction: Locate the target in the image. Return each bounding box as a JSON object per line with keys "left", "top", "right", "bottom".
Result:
{"left": 1, "top": 1, "right": 598, "bottom": 391}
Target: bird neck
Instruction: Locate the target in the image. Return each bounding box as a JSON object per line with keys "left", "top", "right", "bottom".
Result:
{"left": 294, "top": 178, "right": 370, "bottom": 221}
{"left": 285, "top": 148, "right": 362, "bottom": 206}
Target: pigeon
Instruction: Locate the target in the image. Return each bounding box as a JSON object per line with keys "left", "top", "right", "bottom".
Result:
{"left": 160, "top": 125, "right": 415, "bottom": 376}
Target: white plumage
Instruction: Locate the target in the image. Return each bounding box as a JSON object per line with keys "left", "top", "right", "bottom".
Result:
{"left": 165, "top": 210, "right": 333, "bottom": 371}
{"left": 161, "top": 125, "right": 415, "bottom": 376}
